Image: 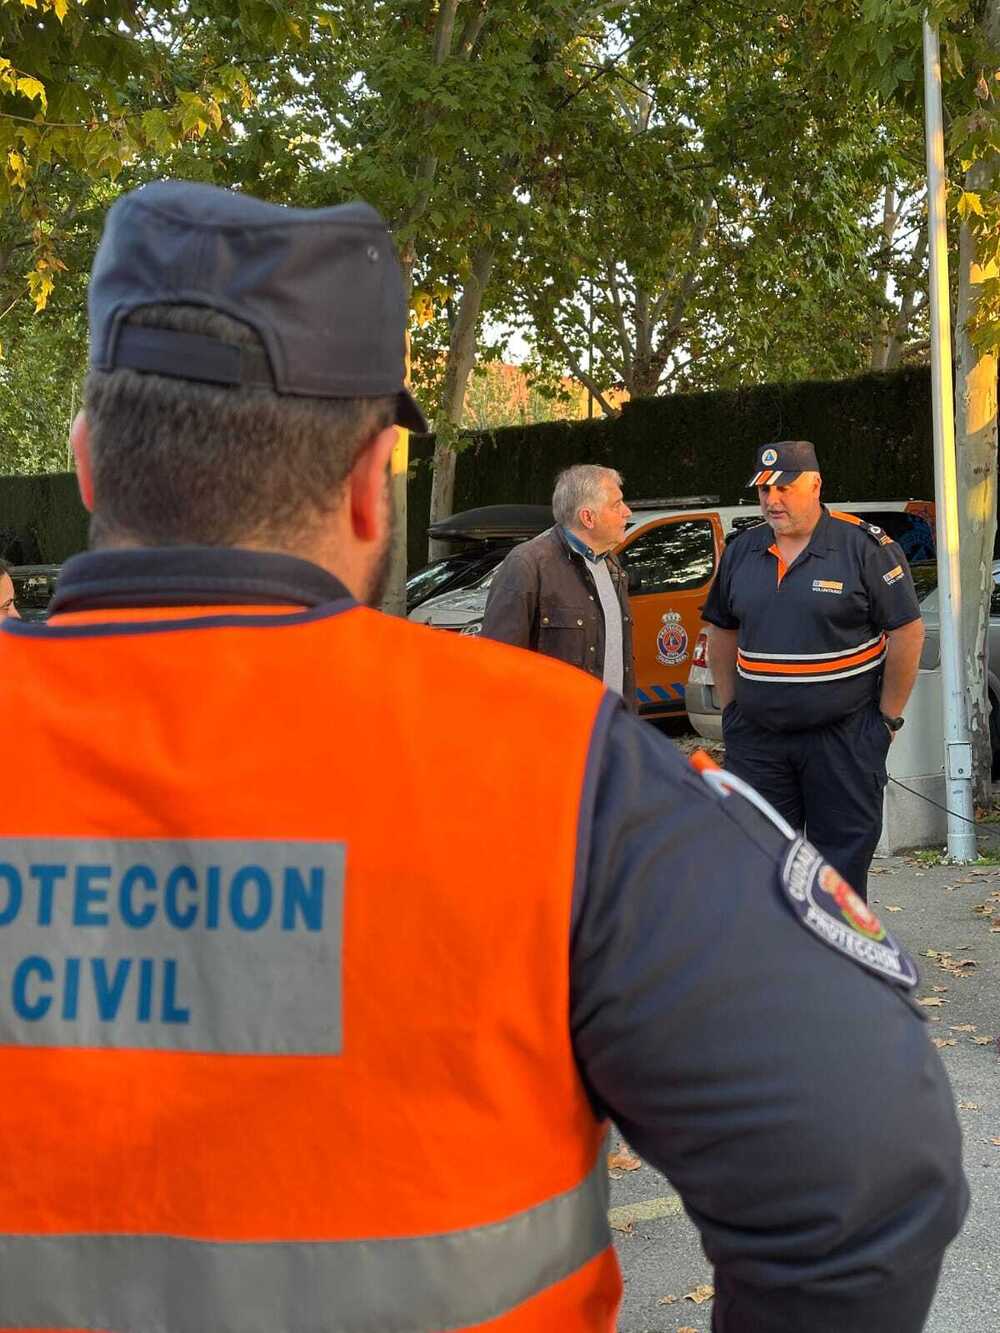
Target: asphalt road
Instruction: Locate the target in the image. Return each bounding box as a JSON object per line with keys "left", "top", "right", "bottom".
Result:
{"left": 607, "top": 848, "right": 1000, "bottom": 1333}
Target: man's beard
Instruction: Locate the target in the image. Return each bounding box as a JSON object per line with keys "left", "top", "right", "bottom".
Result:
{"left": 365, "top": 472, "right": 395, "bottom": 608}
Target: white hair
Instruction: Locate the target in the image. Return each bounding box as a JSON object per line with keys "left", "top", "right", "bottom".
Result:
{"left": 552, "top": 464, "right": 623, "bottom": 527}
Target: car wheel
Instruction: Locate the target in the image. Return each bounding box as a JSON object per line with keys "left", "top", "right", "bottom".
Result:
{"left": 990, "top": 691, "right": 1000, "bottom": 780}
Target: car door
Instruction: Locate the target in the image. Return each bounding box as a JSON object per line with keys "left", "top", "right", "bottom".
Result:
{"left": 617, "top": 513, "right": 723, "bottom": 716}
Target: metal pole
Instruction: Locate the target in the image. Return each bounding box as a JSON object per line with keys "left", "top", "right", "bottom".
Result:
{"left": 923, "top": 18, "right": 977, "bottom": 860}
{"left": 587, "top": 280, "right": 594, "bottom": 419}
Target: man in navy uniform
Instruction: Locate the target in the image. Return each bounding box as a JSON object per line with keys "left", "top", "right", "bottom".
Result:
{"left": 703, "top": 441, "right": 925, "bottom": 899}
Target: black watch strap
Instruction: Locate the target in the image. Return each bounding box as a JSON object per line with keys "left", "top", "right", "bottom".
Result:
{"left": 880, "top": 713, "right": 905, "bottom": 732}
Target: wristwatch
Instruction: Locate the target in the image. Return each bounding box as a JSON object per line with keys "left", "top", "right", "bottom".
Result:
{"left": 881, "top": 713, "right": 905, "bottom": 733}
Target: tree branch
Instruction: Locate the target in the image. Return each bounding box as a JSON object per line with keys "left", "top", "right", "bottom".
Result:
{"left": 433, "top": 0, "right": 460, "bottom": 63}
{"left": 604, "top": 261, "right": 633, "bottom": 375}
{"left": 565, "top": 354, "right": 619, "bottom": 416}
{"left": 456, "top": 3, "right": 490, "bottom": 60}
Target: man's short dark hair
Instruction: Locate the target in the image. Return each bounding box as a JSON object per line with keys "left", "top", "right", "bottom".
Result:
{"left": 84, "top": 304, "right": 396, "bottom": 550}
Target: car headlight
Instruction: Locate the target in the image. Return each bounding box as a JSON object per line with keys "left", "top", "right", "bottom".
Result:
{"left": 460, "top": 620, "right": 483, "bottom": 637}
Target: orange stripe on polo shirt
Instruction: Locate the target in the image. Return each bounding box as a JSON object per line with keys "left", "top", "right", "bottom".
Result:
{"left": 828, "top": 510, "right": 863, "bottom": 526}
{"left": 737, "top": 637, "right": 886, "bottom": 676}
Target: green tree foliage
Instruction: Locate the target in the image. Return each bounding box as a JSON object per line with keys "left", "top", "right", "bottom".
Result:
{"left": 0, "top": 0, "right": 318, "bottom": 470}
{"left": 508, "top": 3, "right": 935, "bottom": 407}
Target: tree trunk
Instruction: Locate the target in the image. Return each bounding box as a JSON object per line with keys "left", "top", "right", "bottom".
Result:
{"left": 428, "top": 243, "right": 495, "bottom": 561}
{"left": 955, "top": 159, "right": 999, "bottom": 804}
{"left": 870, "top": 184, "right": 896, "bottom": 371}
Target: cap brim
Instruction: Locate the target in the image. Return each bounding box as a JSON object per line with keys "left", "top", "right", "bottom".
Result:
{"left": 396, "top": 388, "right": 428, "bottom": 433}
{"left": 747, "top": 469, "right": 801, "bottom": 488}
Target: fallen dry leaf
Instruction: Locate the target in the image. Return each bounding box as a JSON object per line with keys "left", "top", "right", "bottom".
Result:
{"left": 885, "top": 905, "right": 903, "bottom": 912}
{"left": 918, "top": 996, "right": 946, "bottom": 1006}
{"left": 608, "top": 1216, "right": 634, "bottom": 1235}
{"left": 932, "top": 983, "right": 950, "bottom": 991}
{"left": 932, "top": 1038, "right": 957, "bottom": 1048}
{"left": 972, "top": 1035, "right": 996, "bottom": 1046}
{"left": 951, "top": 1024, "right": 977, "bottom": 1032}
{"left": 607, "top": 1146, "right": 642, "bottom": 1172}
{"left": 991, "top": 1138, "right": 1000, "bottom": 1147}
{"left": 678, "top": 1328, "right": 699, "bottom": 1333}
{"left": 657, "top": 1294, "right": 677, "bottom": 1305}
{"left": 959, "top": 1101, "right": 981, "bottom": 1110}
{"left": 684, "top": 1284, "right": 714, "bottom": 1305}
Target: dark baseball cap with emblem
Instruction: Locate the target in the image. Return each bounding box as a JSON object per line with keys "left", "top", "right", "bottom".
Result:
{"left": 87, "top": 179, "right": 427, "bottom": 433}
{"left": 747, "top": 439, "right": 819, "bottom": 487}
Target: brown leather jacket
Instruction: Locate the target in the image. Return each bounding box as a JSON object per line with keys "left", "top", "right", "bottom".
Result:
{"left": 481, "top": 525, "right": 636, "bottom": 709}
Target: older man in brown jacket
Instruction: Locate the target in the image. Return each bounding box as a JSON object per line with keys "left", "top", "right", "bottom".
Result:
{"left": 481, "top": 464, "right": 636, "bottom": 707}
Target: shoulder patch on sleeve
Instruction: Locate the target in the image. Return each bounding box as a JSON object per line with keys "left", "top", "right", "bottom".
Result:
{"left": 781, "top": 837, "right": 918, "bottom": 989}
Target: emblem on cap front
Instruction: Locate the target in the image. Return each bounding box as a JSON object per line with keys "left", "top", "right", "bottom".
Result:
{"left": 761, "top": 447, "right": 778, "bottom": 466}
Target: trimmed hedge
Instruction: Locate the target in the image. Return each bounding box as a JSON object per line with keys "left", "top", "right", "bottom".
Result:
{"left": 3, "top": 366, "right": 939, "bottom": 574}
{"left": 0, "top": 471, "right": 88, "bottom": 564}
{"left": 406, "top": 365, "right": 936, "bottom": 571}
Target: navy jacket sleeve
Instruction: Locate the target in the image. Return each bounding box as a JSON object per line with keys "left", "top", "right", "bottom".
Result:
{"left": 570, "top": 706, "right": 967, "bottom": 1333}
{"left": 701, "top": 543, "right": 739, "bottom": 629}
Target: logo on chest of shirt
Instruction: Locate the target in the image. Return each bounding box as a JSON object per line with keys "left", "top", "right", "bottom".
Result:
{"left": 656, "top": 610, "right": 689, "bottom": 665}
{"left": 812, "top": 578, "right": 844, "bottom": 595}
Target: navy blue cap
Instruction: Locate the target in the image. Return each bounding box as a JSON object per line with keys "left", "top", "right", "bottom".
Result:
{"left": 88, "top": 180, "right": 427, "bottom": 433}
{"left": 747, "top": 440, "right": 819, "bottom": 488}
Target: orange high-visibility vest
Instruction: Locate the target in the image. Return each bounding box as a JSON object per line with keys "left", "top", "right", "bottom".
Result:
{"left": 0, "top": 599, "right": 621, "bottom": 1333}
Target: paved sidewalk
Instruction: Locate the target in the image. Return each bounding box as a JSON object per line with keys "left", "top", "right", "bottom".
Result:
{"left": 610, "top": 852, "right": 1000, "bottom": 1333}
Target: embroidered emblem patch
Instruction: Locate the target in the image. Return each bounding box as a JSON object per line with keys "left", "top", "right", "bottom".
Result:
{"left": 883, "top": 564, "right": 903, "bottom": 585}
{"left": 781, "top": 837, "right": 918, "bottom": 989}
{"left": 761, "top": 447, "right": 778, "bottom": 466}
{"left": 812, "top": 579, "right": 844, "bottom": 595}
{"left": 656, "top": 610, "right": 689, "bottom": 665}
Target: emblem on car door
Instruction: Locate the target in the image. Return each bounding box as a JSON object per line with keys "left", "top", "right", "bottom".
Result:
{"left": 656, "top": 610, "right": 689, "bottom": 665}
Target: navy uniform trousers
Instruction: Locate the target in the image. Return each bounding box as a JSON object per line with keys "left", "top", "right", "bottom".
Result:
{"left": 722, "top": 698, "right": 892, "bottom": 900}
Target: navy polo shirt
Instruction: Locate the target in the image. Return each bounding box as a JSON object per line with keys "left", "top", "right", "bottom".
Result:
{"left": 703, "top": 507, "right": 921, "bottom": 732}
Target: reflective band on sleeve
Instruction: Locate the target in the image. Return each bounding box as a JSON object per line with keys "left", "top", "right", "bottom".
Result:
{"left": 0, "top": 1153, "right": 611, "bottom": 1333}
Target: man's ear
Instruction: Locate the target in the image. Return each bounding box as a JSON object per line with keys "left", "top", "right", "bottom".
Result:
{"left": 70, "top": 411, "right": 95, "bottom": 512}
{"left": 349, "top": 425, "right": 398, "bottom": 542}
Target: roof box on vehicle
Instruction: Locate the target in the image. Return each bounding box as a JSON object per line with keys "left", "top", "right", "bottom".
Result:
{"left": 626, "top": 495, "right": 722, "bottom": 510}
{"left": 427, "top": 504, "right": 554, "bottom": 543}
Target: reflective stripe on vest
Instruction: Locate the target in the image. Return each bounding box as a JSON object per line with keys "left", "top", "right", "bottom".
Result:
{"left": 0, "top": 603, "right": 621, "bottom": 1331}
{"left": 0, "top": 1151, "right": 610, "bottom": 1333}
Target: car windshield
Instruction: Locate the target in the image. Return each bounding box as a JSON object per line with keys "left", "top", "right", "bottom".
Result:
{"left": 406, "top": 553, "right": 480, "bottom": 606}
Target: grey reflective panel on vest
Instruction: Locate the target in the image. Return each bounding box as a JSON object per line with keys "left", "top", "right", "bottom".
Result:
{"left": 0, "top": 837, "right": 344, "bottom": 1054}
{"left": 0, "top": 1155, "right": 610, "bottom": 1333}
